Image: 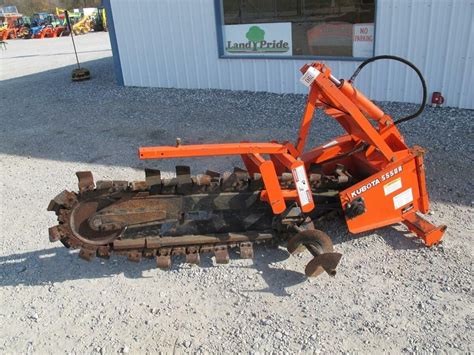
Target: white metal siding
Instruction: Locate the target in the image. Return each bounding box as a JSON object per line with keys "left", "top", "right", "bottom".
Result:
{"left": 110, "top": 0, "right": 473, "bottom": 109}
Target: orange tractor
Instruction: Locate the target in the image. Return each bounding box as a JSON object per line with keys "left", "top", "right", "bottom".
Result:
{"left": 48, "top": 56, "right": 446, "bottom": 278}
{"left": 0, "top": 11, "right": 21, "bottom": 40}
{"left": 31, "top": 25, "right": 66, "bottom": 39}
{"left": 0, "top": 25, "right": 17, "bottom": 40}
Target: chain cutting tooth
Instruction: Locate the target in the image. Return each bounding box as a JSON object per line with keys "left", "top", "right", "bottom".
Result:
{"left": 176, "top": 165, "right": 191, "bottom": 177}
{"left": 234, "top": 167, "right": 247, "bottom": 173}
{"left": 145, "top": 168, "right": 161, "bottom": 187}
{"left": 192, "top": 174, "right": 211, "bottom": 193}
{"left": 143, "top": 249, "right": 156, "bottom": 258}
{"left": 47, "top": 199, "right": 61, "bottom": 213}
{"left": 131, "top": 181, "right": 147, "bottom": 191}
{"left": 233, "top": 167, "right": 250, "bottom": 182}
{"left": 96, "top": 180, "right": 114, "bottom": 190}
{"left": 68, "top": 238, "right": 82, "bottom": 249}
{"left": 156, "top": 248, "right": 172, "bottom": 269}
{"left": 222, "top": 170, "right": 249, "bottom": 191}
{"left": 127, "top": 250, "right": 142, "bottom": 262}
{"left": 161, "top": 177, "right": 177, "bottom": 194}
{"left": 203, "top": 170, "right": 222, "bottom": 193}
{"left": 214, "top": 244, "right": 229, "bottom": 264}
{"left": 79, "top": 247, "right": 96, "bottom": 261}
{"left": 112, "top": 180, "right": 128, "bottom": 191}
{"left": 96, "top": 246, "right": 111, "bottom": 259}
{"left": 194, "top": 174, "right": 211, "bottom": 186}
{"left": 200, "top": 244, "right": 213, "bottom": 254}
{"left": 47, "top": 190, "right": 77, "bottom": 211}
{"left": 205, "top": 170, "right": 221, "bottom": 178}
{"left": 221, "top": 172, "right": 233, "bottom": 191}
{"left": 172, "top": 247, "right": 186, "bottom": 255}
{"left": 51, "top": 223, "right": 74, "bottom": 247}
{"left": 176, "top": 166, "right": 193, "bottom": 194}
{"left": 57, "top": 209, "right": 71, "bottom": 223}
{"left": 186, "top": 247, "right": 200, "bottom": 265}
{"left": 239, "top": 242, "right": 254, "bottom": 259}
{"left": 48, "top": 225, "right": 63, "bottom": 242}
{"left": 60, "top": 238, "right": 71, "bottom": 248}
{"left": 76, "top": 171, "right": 95, "bottom": 193}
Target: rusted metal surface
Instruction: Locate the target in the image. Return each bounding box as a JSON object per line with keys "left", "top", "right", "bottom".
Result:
{"left": 185, "top": 246, "right": 200, "bottom": 264}
{"left": 305, "top": 252, "right": 342, "bottom": 277}
{"left": 239, "top": 242, "right": 254, "bottom": 259}
{"left": 156, "top": 248, "right": 171, "bottom": 269}
{"left": 47, "top": 167, "right": 347, "bottom": 276}
{"left": 79, "top": 247, "right": 96, "bottom": 261}
{"left": 89, "top": 197, "right": 168, "bottom": 231}
{"left": 127, "top": 250, "right": 142, "bottom": 262}
{"left": 145, "top": 168, "right": 161, "bottom": 187}
{"left": 48, "top": 226, "right": 62, "bottom": 242}
{"left": 287, "top": 229, "right": 342, "bottom": 277}
{"left": 214, "top": 245, "right": 229, "bottom": 264}
{"left": 113, "top": 239, "right": 146, "bottom": 250}
{"left": 70, "top": 200, "right": 123, "bottom": 246}
{"left": 76, "top": 171, "right": 95, "bottom": 193}
{"left": 47, "top": 190, "right": 77, "bottom": 211}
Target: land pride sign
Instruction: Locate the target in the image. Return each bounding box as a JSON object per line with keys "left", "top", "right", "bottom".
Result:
{"left": 224, "top": 22, "right": 292, "bottom": 56}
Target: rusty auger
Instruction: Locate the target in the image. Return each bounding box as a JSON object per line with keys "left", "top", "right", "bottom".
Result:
{"left": 48, "top": 57, "right": 446, "bottom": 279}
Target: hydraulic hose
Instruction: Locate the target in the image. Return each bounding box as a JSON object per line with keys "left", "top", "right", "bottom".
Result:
{"left": 349, "top": 55, "right": 427, "bottom": 125}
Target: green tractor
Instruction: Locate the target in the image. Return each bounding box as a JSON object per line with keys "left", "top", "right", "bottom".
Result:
{"left": 15, "top": 15, "right": 31, "bottom": 38}
{"left": 93, "top": 7, "right": 107, "bottom": 32}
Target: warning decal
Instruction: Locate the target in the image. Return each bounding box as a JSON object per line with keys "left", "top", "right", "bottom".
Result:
{"left": 383, "top": 177, "right": 402, "bottom": 196}
{"left": 292, "top": 165, "right": 312, "bottom": 207}
{"left": 393, "top": 188, "right": 413, "bottom": 209}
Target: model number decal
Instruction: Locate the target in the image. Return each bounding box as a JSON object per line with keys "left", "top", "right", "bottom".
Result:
{"left": 350, "top": 166, "right": 403, "bottom": 199}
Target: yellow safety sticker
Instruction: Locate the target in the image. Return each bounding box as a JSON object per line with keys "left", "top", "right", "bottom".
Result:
{"left": 383, "top": 177, "right": 402, "bottom": 196}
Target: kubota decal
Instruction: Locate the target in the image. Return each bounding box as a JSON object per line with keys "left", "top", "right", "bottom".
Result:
{"left": 350, "top": 166, "right": 402, "bottom": 199}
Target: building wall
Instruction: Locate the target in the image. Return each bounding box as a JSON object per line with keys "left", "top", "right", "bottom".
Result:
{"left": 109, "top": 0, "right": 473, "bottom": 109}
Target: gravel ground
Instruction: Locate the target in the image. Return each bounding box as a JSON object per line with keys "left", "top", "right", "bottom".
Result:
{"left": 1, "top": 34, "right": 473, "bottom": 354}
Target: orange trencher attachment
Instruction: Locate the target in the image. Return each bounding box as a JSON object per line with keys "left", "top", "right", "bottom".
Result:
{"left": 139, "top": 61, "right": 446, "bottom": 247}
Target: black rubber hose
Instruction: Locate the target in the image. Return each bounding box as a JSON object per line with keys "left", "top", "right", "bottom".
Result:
{"left": 349, "top": 55, "right": 427, "bottom": 125}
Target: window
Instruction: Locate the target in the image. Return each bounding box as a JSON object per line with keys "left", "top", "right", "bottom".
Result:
{"left": 219, "top": 0, "right": 376, "bottom": 59}
{"left": 0, "top": 6, "right": 19, "bottom": 15}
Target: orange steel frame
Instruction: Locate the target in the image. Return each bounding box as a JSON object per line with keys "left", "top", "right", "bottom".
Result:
{"left": 138, "top": 62, "right": 446, "bottom": 247}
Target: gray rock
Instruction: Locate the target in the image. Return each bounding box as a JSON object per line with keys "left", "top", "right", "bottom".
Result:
{"left": 183, "top": 340, "right": 192, "bottom": 348}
